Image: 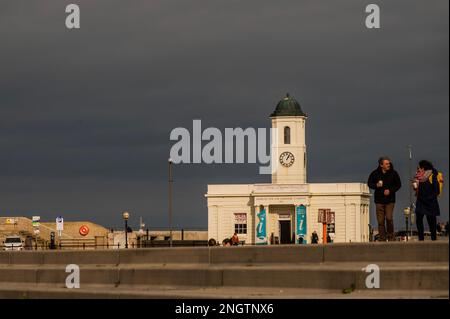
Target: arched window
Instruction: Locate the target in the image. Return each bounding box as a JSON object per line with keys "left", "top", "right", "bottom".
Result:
{"left": 284, "top": 126, "right": 291, "bottom": 144}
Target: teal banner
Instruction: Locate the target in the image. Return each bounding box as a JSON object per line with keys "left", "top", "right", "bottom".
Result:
{"left": 256, "top": 208, "right": 267, "bottom": 245}
{"left": 296, "top": 205, "right": 307, "bottom": 244}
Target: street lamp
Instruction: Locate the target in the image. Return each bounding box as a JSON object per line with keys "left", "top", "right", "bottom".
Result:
{"left": 34, "top": 229, "right": 40, "bottom": 250}
{"left": 168, "top": 158, "right": 173, "bottom": 247}
{"left": 403, "top": 207, "right": 411, "bottom": 241}
{"left": 123, "top": 211, "right": 130, "bottom": 249}
{"left": 407, "top": 145, "right": 413, "bottom": 239}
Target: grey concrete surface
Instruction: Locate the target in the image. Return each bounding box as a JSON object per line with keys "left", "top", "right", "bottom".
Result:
{"left": 0, "top": 242, "right": 447, "bottom": 298}
{"left": 0, "top": 283, "right": 447, "bottom": 299}
{"left": 0, "top": 262, "right": 447, "bottom": 290}
{"left": 323, "top": 241, "right": 449, "bottom": 262}
{"left": 1, "top": 242, "right": 447, "bottom": 265}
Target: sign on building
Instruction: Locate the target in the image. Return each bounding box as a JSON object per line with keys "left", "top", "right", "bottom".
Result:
{"left": 234, "top": 213, "right": 247, "bottom": 224}
{"left": 296, "top": 205, "right": 307, "bottom": 244}
{"left": 32, "top": 216, "right": 41, "bottom": 228}
{"left": 5, "top": 218, "right": 18, "bottom": 225}
{"left": 255, "top": 208, "right": 267, "bottom": 245}
{"left": 328, "top": 211, "right": 335, "bottom": 225}
{"left": 56, "top": 216, "right": 64, "bottom": 237}
{"left": 318, "top": 209, "right": 335, "bottom": 224}
{"left": 318, "top": 209, "right": 330, "bottom": 223}
{"left": 327, "top": 223, "right": 335, "bottom": 234}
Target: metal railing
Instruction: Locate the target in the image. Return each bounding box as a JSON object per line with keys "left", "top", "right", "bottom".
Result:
{"left": 2, "top": 240, "right": 211, "bottom": 251}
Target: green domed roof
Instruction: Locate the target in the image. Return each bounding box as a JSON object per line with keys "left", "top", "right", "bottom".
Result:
{"left": 270, "top": 93, "right": 306, "bottom": 117}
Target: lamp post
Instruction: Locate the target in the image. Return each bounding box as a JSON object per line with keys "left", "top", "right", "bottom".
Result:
{"left": 34, "top": 229, "right": 40, "bottom": 250}
{"left": 123, "top": 211, "right": 130, "bottom": 249}
{"left": 408, "top": 145, "right": 413, "bottom": 239}
{"left": 168, "top": 158, "right": 173, "bottom": 247}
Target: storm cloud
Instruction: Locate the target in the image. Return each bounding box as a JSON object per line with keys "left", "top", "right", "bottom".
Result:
{"left": 0, "top": 0, "right": 448, "bottom": 230}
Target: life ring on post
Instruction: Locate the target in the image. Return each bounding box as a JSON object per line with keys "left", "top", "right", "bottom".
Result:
{"left": 79, "top": 225, "right": 90, "bottom": 236}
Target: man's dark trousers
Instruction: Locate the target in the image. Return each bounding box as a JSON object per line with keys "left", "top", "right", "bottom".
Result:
{"left": 376, "top": 203, "right": 395, "bottom": 241}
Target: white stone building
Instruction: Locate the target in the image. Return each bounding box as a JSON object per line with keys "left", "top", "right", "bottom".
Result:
{"left": 206, "top": 94, "right": 371, "bottom": 244}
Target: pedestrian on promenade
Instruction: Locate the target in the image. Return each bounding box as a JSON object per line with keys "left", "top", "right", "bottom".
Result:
{"left": 413, "top": 160, "right": 441, "bottom": 241}
{"left": 367, "top": 156, "right": 402, "bottom": 241}
{"left": 231, "top": 233, "right": 240, "bottom": 246}
{"left": 311, "top": 231, "right": 319, "bottom": 244}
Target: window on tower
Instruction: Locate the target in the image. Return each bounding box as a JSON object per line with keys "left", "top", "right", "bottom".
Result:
{"left": 284, "top": 126, "right": 290, "bottom": 144}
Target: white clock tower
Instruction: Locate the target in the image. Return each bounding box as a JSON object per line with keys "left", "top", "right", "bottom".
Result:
{"left": 270, "top": 93, "right": 307, "bottom": 184}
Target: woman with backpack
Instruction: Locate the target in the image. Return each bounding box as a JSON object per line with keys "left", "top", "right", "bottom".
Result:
{"left": 413, "top": 160, "right": 442, "bottom": 241}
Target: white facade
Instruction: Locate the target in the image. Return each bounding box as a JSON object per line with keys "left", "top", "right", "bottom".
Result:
{"left": 206, "top": 94, "right": 371, "bottom": 244}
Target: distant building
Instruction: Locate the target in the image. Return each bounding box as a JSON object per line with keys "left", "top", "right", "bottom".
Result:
{"left": 0, "top": 217, "right": 207, "bottom": 249}
{"left": 206, "top": 94, "right": 371, "bottom": 245}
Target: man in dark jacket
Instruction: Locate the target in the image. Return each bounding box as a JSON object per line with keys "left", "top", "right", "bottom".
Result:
{"left": 367, "top": 157, "right": 402, "bottom": 241}
{"left": 311, "top": 231, "right": 319, "bottom": 244}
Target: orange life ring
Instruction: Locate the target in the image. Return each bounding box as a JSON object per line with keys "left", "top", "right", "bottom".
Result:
{"left": 79, "top": 225, "right": 89, "bottom": 236}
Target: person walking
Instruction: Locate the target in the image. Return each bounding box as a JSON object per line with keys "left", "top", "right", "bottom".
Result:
{"left": 311, "top": 231, "right": 319, "bottom": 244}
{"left": 368, "top": 156, "right": 402, "bottom": 241}
{"left": 413, "top": 160, "right": 441, "bottom": 241}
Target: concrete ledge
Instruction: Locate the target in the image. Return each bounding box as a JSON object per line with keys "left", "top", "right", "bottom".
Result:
{"left": 222, "top": 266, "right": 448, "bottom": 290}
{"left": 210, "top": 245, "right": 324, "bottom": 264}
{"left": 118, "top": 268, "right": 222, "bottom": 286}
{"left": 37, "top": 267, "right": 120, "bottom": 286}
{"left": 0, "top": 242, "right": 447, "bottom": 266}
{"left": 323, "top": 242, "right": 449, "bottom": 263}
{"left": 118, "top": 248, "right": 210, "bottom": 264}
{"left": 0, "top": 263, "right": 447, "bottom": 291}
{"left": 0, "top": 268, "right": 37, "bottom": 284}
{"left": 0, "top": 253, "right": 9, "bottom": 265}
{"left": 43, "top": 250, "right": 120, "bottom": 265}
{"left": 9, "top": 251, "right": 45, "bottom": 265}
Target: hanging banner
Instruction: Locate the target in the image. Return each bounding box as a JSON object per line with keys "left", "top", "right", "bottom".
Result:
{"left": 255, "top": 208, "right": 267, "bottom": 245}
{"left": 296, "top": 205, "right": 307, "bottom": 244}
{"left": 56, "top": 216, "right": 64, "bottom": 237}
{"left": 32, "top": 216, "right": 41, "bottom": 228}
{"left": 56, "top": 217, "right": 64, "bottom": 230}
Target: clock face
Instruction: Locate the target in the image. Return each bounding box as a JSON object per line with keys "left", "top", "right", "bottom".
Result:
{"left": 279, "top": 151, "right": 295, "bottom": 167}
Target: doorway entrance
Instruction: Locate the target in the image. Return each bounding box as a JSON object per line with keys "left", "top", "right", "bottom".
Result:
{"left": 279, "top": 220, "right": 291, "bottom": 244}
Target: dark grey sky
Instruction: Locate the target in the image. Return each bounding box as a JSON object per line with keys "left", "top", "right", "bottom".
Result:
{"left": 0, "top": 0, "right": 448, "bottom": 230}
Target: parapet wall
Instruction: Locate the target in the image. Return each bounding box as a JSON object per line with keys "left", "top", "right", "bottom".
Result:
{"left": 0, "top": 241, "right": 447, "bottom": 265}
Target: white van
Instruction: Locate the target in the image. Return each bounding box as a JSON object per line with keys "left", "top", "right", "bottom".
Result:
{"left": 3, "top": 236, "right": 24, "bottom": 251}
